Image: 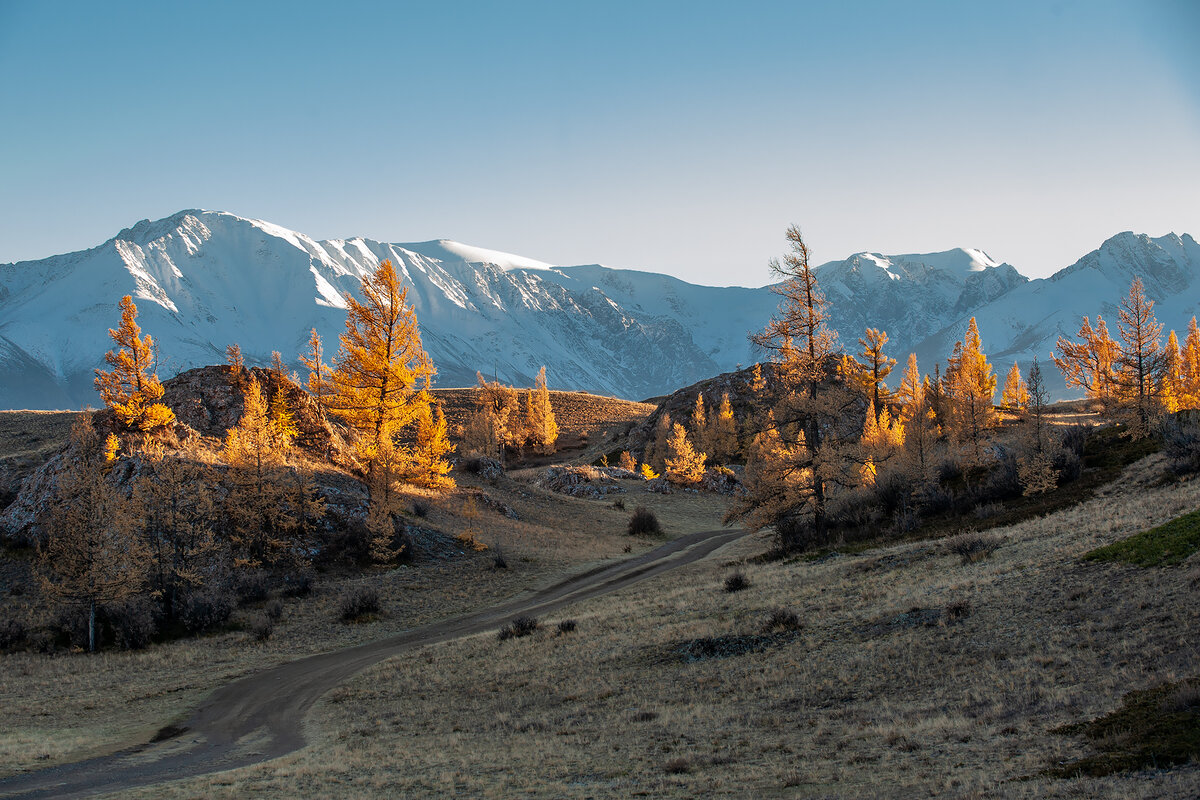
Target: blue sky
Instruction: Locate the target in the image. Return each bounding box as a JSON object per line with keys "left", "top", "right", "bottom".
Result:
{"left": 1, "top": 0, "right": 1196, "bottom": 286}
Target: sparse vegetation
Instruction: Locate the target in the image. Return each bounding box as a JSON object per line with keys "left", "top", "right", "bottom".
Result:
{"left": 723, "top": 571, "right": 749, "bottom": 593}
{"left": 945, "top": 530, "right": 1001, "bottom": 564}
{"left": 497, "top": 615, "right": 539, "bottom": 641}
{"left": 338, "top": 587, "right": 381, "bottom": 623}
{"left": 627, "top": 506, "right": 661, "bottom": 536}
{"left": 1084, "top": 507, "right": 1200, "bottom": 567}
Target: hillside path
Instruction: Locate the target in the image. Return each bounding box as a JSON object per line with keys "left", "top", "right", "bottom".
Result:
{"left": 0, "top": 527, "right": 747, "bottom": 799}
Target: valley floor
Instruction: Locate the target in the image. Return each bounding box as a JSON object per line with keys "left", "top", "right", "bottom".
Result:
{"left": 1, "top": 454, "right": 1198, "bottom": 798}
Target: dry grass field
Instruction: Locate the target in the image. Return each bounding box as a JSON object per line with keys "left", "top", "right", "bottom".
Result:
{"left": 96, "top": 454, "right": 1199, "bottom": 799}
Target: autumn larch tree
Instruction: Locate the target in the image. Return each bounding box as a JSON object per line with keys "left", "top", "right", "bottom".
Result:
{"left": 222, "top": 377, "right": 322, "bottom": 569}
{"left": 726, "top": 225, "right": 856, "bottom": 545}
{"left": 1161, "top": 330, "right": 1183, "bottom": 414}
{"left": 851, "top": 328, "right": 895, "bottom": 421}
{"left": 948, "top": 317, "right": 997, "bottom": 467}
{"left": 94, "top": 295, "right": 175, "bottom": 432}
{"left": 410, "top": 400, "right": 455, "bottom": 491}
{"left": 644, "top": 411, "right": 673, "bottom": 474}
{"left": 37, "top": 417, "right": 148, "bottom": 652}
{"left": 299, "top": 328, "right": 331, "bottom": 407}
{"left": 463, "top": 373, "right": 520, "bottom": 459}
{"left": 690, "top": 393, "right": 710, "bottom": 456}
{"left": 524, "top": 366, "right": 558, "bottom": 454}
{"left": 1001, "top": 362, "right": 1029, "bottom": 411}
{"left": 1016, "top": 357, "right": 1058, "bottom": 496}
{"left": 664, "top": 423, "right": 706, "bottom": 485}
{"left": 1054, "top": 315, "right": 1120, "bottom": 406}
{"left": 708, "top": 392, "right": 739, "bottom": 465}
{"left": 1180, "top": 317, "right": 1200, "bottom": 410}
{"left": 895, "top": 354, "right": 922, "bottom": 416}
{"left": 1114, "top": 277, "right": 1167, "bottom": 432}
{"left": 133, "top": 440, "right": 220, "bottom": 623}
{"left": 328, "top": 259, "right": 436, "bottom": 464}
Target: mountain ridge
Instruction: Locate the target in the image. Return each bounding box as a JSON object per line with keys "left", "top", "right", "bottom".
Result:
{"left": 1, "top": 210, "right": 1197, "bottom": 409}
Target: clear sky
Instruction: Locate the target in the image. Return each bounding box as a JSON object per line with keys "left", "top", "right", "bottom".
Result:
{"left": 1, "top": 0, "right": 1197, "bottom": 286}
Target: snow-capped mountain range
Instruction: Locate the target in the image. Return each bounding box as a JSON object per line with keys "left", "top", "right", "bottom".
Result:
{"left": 1, "top": 210, "right": 1197, "bottom": 409}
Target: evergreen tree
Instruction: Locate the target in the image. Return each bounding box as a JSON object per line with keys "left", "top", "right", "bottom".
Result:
{"left": 94, "top": 295, "right": 175, "bottom": 432}
{"left": 36, "top": 417, "right": 148, "bottom": 652}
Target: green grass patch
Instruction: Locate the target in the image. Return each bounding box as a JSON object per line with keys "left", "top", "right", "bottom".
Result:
{"left": 1084, "top": 508, "right": 1200, "bottom": 567}
{"left": 1049, "top": 678, "right": 1200, "bottom": 777}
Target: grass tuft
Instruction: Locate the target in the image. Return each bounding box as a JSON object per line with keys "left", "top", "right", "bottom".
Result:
{"left": 498, "top": 615, "right": 539, "bottom": 641}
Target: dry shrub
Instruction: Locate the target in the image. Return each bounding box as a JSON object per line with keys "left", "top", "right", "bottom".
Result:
{"left": 250, "top": 615, "right": 274, "bottom": 641}
{"left": 943, "top": 598, "right": 972, "bottom": 622}
{"left": 724, "top": 572, "right": 750, "bottom": 593}
{"left": 103, "top": 596, "right": 161, "bottom": 650}
{"left": 498, "top": 615, "right": 539, "bottom": 641}
{"left": 410, "top": 499, "right": 430, "bottom": 518}
{"left": 264, "top": 600, "right": 284, "bottom": 621}
{"left": 180, "top": 588, "right": 235, "bottom": 634}
{"left": 556, "top": 619, "right": 577, "bottom": 635}
{"left": 663, "top": 757, "right": 690, "bottom": 775}
{"left": 0, "top": 616, "right": 27, "bottom": 651}
{"left": 628, "top": 506, "right": 661, "bottom": 536}
{"left": 338, "top": 587, "right": 381, "bottom": 622}
{"left": 761, "top": 608, "right": 802, "bottom": 632}
{"left": 945, "top": 530, "right": 1001, "bottom": 564}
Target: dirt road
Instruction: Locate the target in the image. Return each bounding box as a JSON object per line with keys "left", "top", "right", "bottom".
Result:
{"left": 0, "top": 528, "right": 747, "bottom": 799}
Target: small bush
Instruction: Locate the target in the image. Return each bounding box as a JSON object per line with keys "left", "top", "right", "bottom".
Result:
{"left": 249, "top": 615, "right": 274, "bottom": 641}
{"left": 946, "top": 531, "right": 1001, "bottom": 564}
{"left": 498, "top": 615, "right": 539, "bottom": 641}
{"left": 663, "top": 757, "right": 690, "bottom": 775}
{"left": 762, "top": 608, "right": 802, "bottom": 632}
{"left": 492, "top": 550, "right": 508, "bottom": 570}
{"left": 944, "top": 598, "right": 972, "bottom": 622}
{"left": 234, "top": 570, "right": 272, "bottom": 606}
{"left": 724, "top": 572, "right": 750, "bottom": 593}
{"left": 264, "top": 600, "right": 284, "bottom": 621}
{"left": 557, "top": 619, "right": 577, "bottom": 635}
{"left": 1161, "top": 414, "right": 1200, "bottom": 475}
{"left": 339, "top": 587, "right": 381, "bottom": 622}
{"left": 180, "top": 588, "right": 235, "bottom": 634}
{"left": 611, "top": 498, "right": 626, "bottom": 511}
{"left": 103, "top": 596, "right": 161, "bottom": 650}
{"left": 411, "top": 499, "right": 430, "bottom": 518}
{"left": 0, "top": 616, "right": 27, "bottom": 651}
{"left": 628, "top": 506, "right": 661, "bottom": 536}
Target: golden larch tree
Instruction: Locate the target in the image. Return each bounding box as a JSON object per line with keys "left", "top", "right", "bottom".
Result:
{"left": 664, "top": 423, "right": 706, "bottom": 485}
{"left": 1180, "top": 316, "right": 1200, "bottom": 410}
{"left": 690, "top": 393, "right": 710, "bottom": 456}
{"left": 1001, "top": 362, "right": 1029, "bottom": 410}
{"left": 409, "top": 401, "right": 455, "bottom": 491}
{"left": 94, "top": 295, "right": 175, "bottom": 432}
{"left": 895, "top": 354, "right": 922, "bottom": 418}
{"left": 708, "top": 392, "right": 739, "bottom": 465}
{"left": 852, "top": 328, "right": 895, "bottom": 421}
{"left": 1114, "top": 277, "right": 1166, "bottom": 432}
{"left": 37, "top": 417, "right": 148, "bottom": 652}
{"left": 1054, "top": 315, "right": 1120, "bottom": 405}
{"left": 1017, "top": 357, "right": 1058, "bottom": 496}
{"left": 1161, "top": 330, "right": 1183, "bottom": 413}
{"left": 463, "top": 373, "right": 520, "bottom": 458}
{"left": 328, "top": 259, "right": 435, "bottom": 459}
{"left": 300, "top": 328, "right": 331, "bottom": 406}
{"left": 949, "top": 317, "right": 997, "bottom": 465}
{"left": 524, "top": 366, "right": 558, "bottom": 454}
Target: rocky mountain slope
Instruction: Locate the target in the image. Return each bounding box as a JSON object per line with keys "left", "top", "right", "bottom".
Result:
{"left": 1, "top": 210, "right": 1196, "bottom": 408}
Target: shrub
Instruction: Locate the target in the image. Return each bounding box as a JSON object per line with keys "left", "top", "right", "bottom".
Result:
{"left": 249, "top": 615, "right": 274, "bottom": 641}
{"left": 103, "top": 596, "right": 161, "bottom": 650}
{"left": 724, "top": 572, "right": 750, "bottom": 593}
{"left": 498, "top": 615, "right": 539, "bottom": 641}
{"left": 1161, "top": 414, "right": 1200, "bottom": 475}
{"left": 628, "top": 506, "right": 661, "bottom": 536}
{"left": 943, "top": 598, "right": 972, "bottom": 622}
{"left": 557, "top": 619, "right": 577, "bottom": 635}
{"left": 762, "top": 608, "right": 802, "bottom": 632}
{"left": 611, "top": 497, "right": 626, "bottom": 511}
{"left": 0, "top": 616, "right": 27, "bottom": 651}
{"left": 492, "top": 550, "right": 508, "bottom": 570}
{"left": 411, "top": 499, "right": 431, "bottom": 518}
{"left": 663, "top": 757, "right": 690, "bottom": 775}
{"left": 234, "top": 570, "right": 272, "bottom": 606}
{"left": 946, "top": 530, "right": 1001, "bottom": 564}
{"left": 264, "top": 600, "right": 284, "bottom": 621}
{"left": 339, "top": 587, "right": 381, "bottom": 622}
{"left": 281, "top": 571, "right": 314, "bottom": 598}
{"left": 180, "top": 588, "right": 236, "bottom": 634}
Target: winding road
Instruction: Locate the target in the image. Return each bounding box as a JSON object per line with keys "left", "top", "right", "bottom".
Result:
{"left": 0, "top": 528, "right": 747, "bottom": 799}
